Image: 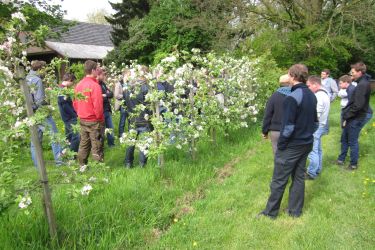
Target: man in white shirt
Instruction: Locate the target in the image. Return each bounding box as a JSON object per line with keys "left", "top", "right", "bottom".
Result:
{"left": 306, "top": 76, "right": 331, "bottom": 179}
{"left": 321, "top": 69, "right": 338, "bottom": 102}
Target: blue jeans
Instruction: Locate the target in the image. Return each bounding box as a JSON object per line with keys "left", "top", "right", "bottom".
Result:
{"left": 359, "top": 112, "right": 373, "bottom": 130}
{"left": 307, "top": 125, "right": 328, "bottom": 178}
{"left": 30, "top": 115, "right": 63, "bottom": 167}
{"left": 64, "top": 118, "right": 80, "bottom": 153}
{"left": 118, "top": 107, "right": 128, "bottom": 138}
{"left": 125, "top": 126, "right": 150, "bottom": 166}
{"left": 338, "top": 119, "right": 363, "bottom": 165}
{"left": 104, "top": 110, "right": 115, "bottom": 146}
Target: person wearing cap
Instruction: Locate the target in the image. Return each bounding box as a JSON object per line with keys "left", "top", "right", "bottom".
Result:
{"left": 262, "top": 74, "right": 292, "bottom": 155}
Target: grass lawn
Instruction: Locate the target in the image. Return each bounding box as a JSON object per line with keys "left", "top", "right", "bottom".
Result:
{"left": 0, "top": 97, "right": 374, "bottom": 249}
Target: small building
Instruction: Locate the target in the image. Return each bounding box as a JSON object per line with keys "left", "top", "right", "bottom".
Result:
{"left": 27, "top": 21, "right": 114, "bottom": 63}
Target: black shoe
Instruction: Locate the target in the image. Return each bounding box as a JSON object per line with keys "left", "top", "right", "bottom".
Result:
{"left": 305, "top": 172, "right": 315, "bottom": 180}
{"left": 256, "top": 211, "right": 276, "bottom": 220}
{"left": 347, "top": 164, "right": 358, "bottom": 171}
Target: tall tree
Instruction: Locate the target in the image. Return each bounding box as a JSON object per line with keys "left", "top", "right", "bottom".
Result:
{"left": 237, "top": 0, "right": 375, "bottom": 75}
{"left": 105, "top": 0, "right": 151, "bottom": 46}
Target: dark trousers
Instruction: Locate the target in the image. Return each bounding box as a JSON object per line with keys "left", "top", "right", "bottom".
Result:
{"left": 104, "top": 111, "right": 115, "bottom": 146}
{"left": 64, "top": 118, "right": 80, "bottom": 153}
{"left": 263, "top": 143, "right": 313, "bottom": 217}
{"left": 118, "top": 107, "right": 128, "bottom": 138}
{"left": 338, "top": 118, "right": 365, "bottom": 166}
{"left": 78, "top": 120, "right": 104, "bottom": 166}
{"left": 124, "top": 126, "right": 149, "bottom": 166}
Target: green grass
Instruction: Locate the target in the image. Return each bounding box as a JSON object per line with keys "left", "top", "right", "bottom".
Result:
{"left": 1, "top": 98, "right": 374, "bottom": 249}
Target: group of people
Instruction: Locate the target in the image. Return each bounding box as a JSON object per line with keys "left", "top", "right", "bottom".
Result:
{"left": 26, "top": 60, "right": 155, "bottom": 169}
{"left": 259, "top": 62, "right": 372, "bottom": 219}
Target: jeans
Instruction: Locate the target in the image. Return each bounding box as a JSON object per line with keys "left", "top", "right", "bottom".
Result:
{"left": 118, "top": 107, "right": 128, "bottom": 138}
{"left": 307, "top": 125, "right": 328, "bottom": 178}
{"left": 125, "top": 126, "right": 149, "bottom": 166}
{"left": 64, "top": 118, "right": 80, "bottom": 153}
{"left": 338, "top": 119, "right": 363, "bottom": 165}
{"left": 262, "top": 143, "right": 312, "bottom": 218}
{"left": 104, "top": 110, "right": 115, "bottom": 146}
{"left": 359, "top": 112, "right": 373, "bottom": 130}
{"left": 30, "top": 115, "right": 63, "bottom": 167}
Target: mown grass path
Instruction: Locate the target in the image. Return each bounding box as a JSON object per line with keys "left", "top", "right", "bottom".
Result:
{"left": 151, "top": 100, "right": 375, "bottom": 249}
{"left": 1, "top": 99, "right": 374, "bottom": 250}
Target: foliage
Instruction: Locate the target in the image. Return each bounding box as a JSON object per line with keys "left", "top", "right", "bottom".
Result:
{"left": 105, "top": 0, "right": 238, "bottom": 65}
{"left": 237, "top": 0, "right": 375, "bottom": 75}
{"left": 105, "top": 0, "right": 151, "bottom": 46}
{"left": 69, "top": 62, "right": 84, "bottom": 81}
{"left": 105, "top": 49, "right": 280, "bottom": 162}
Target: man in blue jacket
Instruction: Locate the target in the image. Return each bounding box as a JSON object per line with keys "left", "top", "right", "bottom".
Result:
{"left": 259, "top": 64, "right": 317, "bottom": 219}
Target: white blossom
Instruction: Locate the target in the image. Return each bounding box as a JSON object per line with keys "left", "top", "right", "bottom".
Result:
{"left": 81, "top": 184, "right": 93, "bottom": 196}
{"left": 18, "top": 195, "right": 32, "bottom": 209}
{"left": 11, "top": 12, "right": 26, "bottom": 23}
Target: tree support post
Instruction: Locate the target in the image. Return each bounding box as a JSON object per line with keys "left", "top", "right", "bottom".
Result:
{"left": 17, "top": 66, "right": 58, "bottom": 242}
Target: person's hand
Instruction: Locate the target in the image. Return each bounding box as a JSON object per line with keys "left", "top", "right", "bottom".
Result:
{"left": 102, "top": 94, "right": 107, "bottom": 97}
{"left": 342, "top": 120, "right": 347, "bottom": 128}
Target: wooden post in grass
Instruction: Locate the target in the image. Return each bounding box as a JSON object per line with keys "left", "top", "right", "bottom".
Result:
{"left": 189, "top": 87, "right": 197, "bottom": 161}
{"left": 16, "top": 66, "right": 58, "bottom": 242}
{"left": 155, "top": 101, "right": 165, "bottom": 169}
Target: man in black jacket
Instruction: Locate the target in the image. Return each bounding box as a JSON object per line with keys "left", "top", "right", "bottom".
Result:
{"left": 262, "top": 74, "right": 291, "bottom": 154}
{"left": 98, "top": 68, "right": 115, "bottom": 147}
{"left": 338, "top": 62, "right": 372, "bottom": 170}
{"left": 124, "top": 73, "right": 152, "bottom": 168}
{"left": 258, "top": 64, "right": 317, "bottom": 219}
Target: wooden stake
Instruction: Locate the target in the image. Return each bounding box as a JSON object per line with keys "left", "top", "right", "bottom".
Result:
{"left": 16, "top": 66, "right": 58, "bottom": 242}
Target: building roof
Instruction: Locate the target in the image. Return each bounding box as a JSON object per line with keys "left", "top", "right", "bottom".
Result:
{"left": 45, "top": 41, "right": 113, "bottom": 59}
{"left": 48, "top": 21, "right": 114, "bottom": 47}
{"left": 27, "top": 21, "right": 114, "bottom": 60}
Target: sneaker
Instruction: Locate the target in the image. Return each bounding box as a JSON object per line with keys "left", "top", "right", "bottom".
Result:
{"left": 347, "top": 165, "right": 358, "bottom": 171}
{"left": 336, "top": 160, "right": 344, "bottom": 166}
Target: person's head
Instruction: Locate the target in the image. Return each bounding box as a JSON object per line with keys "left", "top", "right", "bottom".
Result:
{"left": 30, "top": 60, "right": 46, "bottom": 71}
{"left": 306, "top": 75, "right": 322, "bottom": 93}
{"left": 84, "top": 60, "right": 98, "bottom": 77}
{"left": 350, "top": 62, "right": 366, "bottom": 80}
{"left": 339, "top": 75, "right": 352, "bottom": 89}
{"left": 321, "top": 69, "right": 330, "bottom": 79}
{"left": 62, "top": 73, "right": 76, "bottom": 87}
{"left": 279, "top": 74, "right": 290, "bottom": 87}
{"left": 96, "top": 67, "right": 106, "bottom": 81}
{"left": 288, "top": 64, "right": 309, "bottom": 84}
{"left": 122, "top": 68, "right": 131, "bottom": 82}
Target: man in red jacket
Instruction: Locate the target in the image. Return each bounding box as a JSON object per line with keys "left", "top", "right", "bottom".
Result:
{"left": 73, "top": 60, "right": 104, "bottom": 166}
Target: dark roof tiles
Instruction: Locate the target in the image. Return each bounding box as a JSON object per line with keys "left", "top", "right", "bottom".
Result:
{"left": 48, "top": 21, "right": 113, "bottom": 47}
